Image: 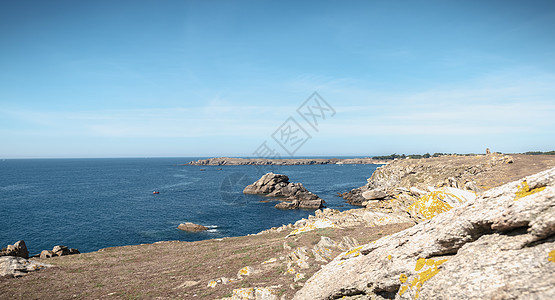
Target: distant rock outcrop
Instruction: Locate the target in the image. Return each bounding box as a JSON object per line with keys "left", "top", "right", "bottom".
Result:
{"left": 244, "top": 173, "right": 325, "bottom": 209}
{"left": 294, "top": 167, "right": 555, "bottom": 299}
{"left": 178, "top": 222, "right": 208, "bottom": 232}
{"left": 0, "top": 240, "right": 29, "bottom": 259}
{"left": 187, "top": 157, "right": 386, "bottom": 166}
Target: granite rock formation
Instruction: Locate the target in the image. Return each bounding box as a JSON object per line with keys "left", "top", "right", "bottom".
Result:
{"left": 244, "top": 173, "right": 325, "bottom": 209}
{"left": 0, "top": 240, "right": 29, "bottom": 259}
{"left": 294, "top": 166, "right": 555, "bottom": 299}
{"left": 0, "top": 256, "right": 51, "bottom": 278}
{"left": 39, "top": 245, "right": 80, "bottom": 259}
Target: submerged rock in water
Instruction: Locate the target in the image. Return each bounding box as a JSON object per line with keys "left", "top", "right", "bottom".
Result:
{"left": 178, "top": 222, "right": 208, "bottom": 232}
{"left": 244, "top": 173, "right": 325, "bottom": 210}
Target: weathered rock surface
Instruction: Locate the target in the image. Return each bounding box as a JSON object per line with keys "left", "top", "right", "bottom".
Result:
{"left": 244, "top": 173, "right": 325, "bottom": 210}
{"left": 0, "top": 256, "right": 51, "bottom": 277}
{"left": 38, "top": 245, "right": 80, "bottom": 258}
{"left": 294, "top": 167, "right": 555, "bottom": 299}
{"left": 177, "top": 222, "right": 208, "bottom": 232}
{"left": 341, "top": 154, "right": 515, "bottom": 206}
{"left": 0, "top": 240, "right": 29, "bottom": 259}
{"left": 187, "top": 157, "right": 386, "bottom": 166}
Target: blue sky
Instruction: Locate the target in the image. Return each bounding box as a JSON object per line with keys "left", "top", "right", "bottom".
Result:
{"left": 1, "top": 0, "right": 554, "bottom": 158}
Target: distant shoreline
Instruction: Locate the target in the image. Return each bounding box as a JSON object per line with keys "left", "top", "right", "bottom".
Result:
{"left": 185, "top": 157, "right": 389, "bottom": 166}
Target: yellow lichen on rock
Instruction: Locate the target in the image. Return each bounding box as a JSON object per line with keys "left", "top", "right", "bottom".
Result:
{"left": 233, "top": 287, "right": 255, "bottom": 299}
{"left": 341, "top": 246, "right": 363, "bottom": 259}
{"left": 286, "top": 219, "right": 335, "bottom": 237}
{"left": 514, "top": 181, "right": 546, "bottom": 201}
{"left": 294, "top": 272, "right": 305, "bottom": 282}
{"left": 398, "top": 258, "right": 448, "bottom": 298}
{"left": 549, "top": 249, "right": 555, "bottom": 263}
{"left": 207, "top": 280, "right": 217, "bottom": 288}
{"left": 407, "top": 191, "right": 454, "bottom": 220}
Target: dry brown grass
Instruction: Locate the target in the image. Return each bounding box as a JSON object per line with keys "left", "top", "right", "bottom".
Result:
{"left": 0, "top": 224, "right": 411, "bottom": 299}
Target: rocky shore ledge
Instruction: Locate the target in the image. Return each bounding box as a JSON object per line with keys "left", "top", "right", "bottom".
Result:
{"left": 186, "top": 157, "right": 387, "bottom": 166}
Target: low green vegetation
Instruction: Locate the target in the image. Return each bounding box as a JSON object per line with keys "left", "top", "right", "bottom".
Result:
{"left": 523, "top": 151, "right": 555, "bottom": 155}
{"left": 373, "top": 150, "right": 555, "bottom": 160}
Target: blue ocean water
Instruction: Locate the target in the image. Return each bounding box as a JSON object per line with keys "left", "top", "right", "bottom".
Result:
{"left": 0, "top": 158, "right": 379, "bottom": 255}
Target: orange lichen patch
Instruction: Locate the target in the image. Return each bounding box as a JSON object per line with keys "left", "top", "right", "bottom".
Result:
{"left": 407, "top": 191, "right": 454, "bottom": 220}
{"left": 398, "top": 258, "right": 448, "bottom": 298}
{"left": 549, "top": 249, "right": 555, "bottom": 263}
{"left": 514, "top": 181, "right": 546, "bottom": 201}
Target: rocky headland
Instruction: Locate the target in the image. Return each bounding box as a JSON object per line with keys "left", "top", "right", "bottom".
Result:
{"left": 243, "top": 173, "right": 325, "bottom": 209}
{"left": 187, "top": 157, "right": 387, "bottom": 166}
{"left": 341, "top": 153, "right": 555, "bottom": 206}
{"left": 2, "top": 154, "right": 555, "bottom": 299}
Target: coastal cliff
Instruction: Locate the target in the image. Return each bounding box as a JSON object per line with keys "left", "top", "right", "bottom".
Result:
{"left": 341, "top": 153, "right": 555, "bottom": 206}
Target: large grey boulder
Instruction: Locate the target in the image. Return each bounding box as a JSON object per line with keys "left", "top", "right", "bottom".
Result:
{"left": 0, "top": 240, "right": 29, "bottom": 259}
{"left": 0, "top": 256, "right": 51, "bottom": 277}
{"left": 244, "top": 173, "right": 325, "bottom": 210}
{"left": 294, "top": 167, "right": 555, "bottom": 299}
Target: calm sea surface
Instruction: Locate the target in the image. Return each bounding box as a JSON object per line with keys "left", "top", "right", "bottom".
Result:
{"left": 0, "top": 158, "right": 379, "bottom": 255}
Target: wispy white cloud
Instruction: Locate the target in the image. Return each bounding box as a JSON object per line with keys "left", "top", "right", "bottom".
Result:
{"left": 1, "top": 66, "right": 554, "bottom": 156}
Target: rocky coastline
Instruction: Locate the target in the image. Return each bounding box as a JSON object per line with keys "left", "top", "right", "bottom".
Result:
{"left": 2, "top": 154, "right": 555, "bottom": 299}
{"left": 186, "top": 157, "right": 387, "bottom": 166}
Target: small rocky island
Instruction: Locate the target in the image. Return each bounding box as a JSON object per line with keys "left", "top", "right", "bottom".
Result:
{"left": 243, "top": 173, "right": 325, "bottom": 209}
{"left": 177, "top": 222, "right": 208, "bottom": 232}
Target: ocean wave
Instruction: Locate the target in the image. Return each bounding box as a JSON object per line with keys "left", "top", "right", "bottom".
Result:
{"left": 0, "top": 184, "right": 33, "bottom": 192}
